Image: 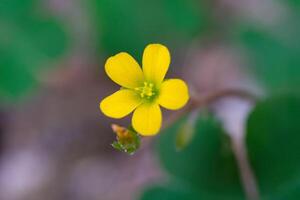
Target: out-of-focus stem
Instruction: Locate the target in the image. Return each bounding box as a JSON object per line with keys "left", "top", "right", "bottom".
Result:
{"left": 163, "top": 89, "right": 258, "bottom": 129}
{"left": 232, "top": 138, "right": 260, "bottom": 200}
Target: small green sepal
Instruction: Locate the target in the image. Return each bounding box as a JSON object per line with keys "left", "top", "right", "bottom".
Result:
{"left": 111, "top": 124, "right": 141, "bottom": 155}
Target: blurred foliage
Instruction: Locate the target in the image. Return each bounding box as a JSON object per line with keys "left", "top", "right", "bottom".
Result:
{"left": 140, "top": 183, "right": 200, "bottom": 200}
{"left": 246, "top": 94, "right": 300, "bottom": 199}
{"left": 1, "top": 0, "right": 300, "bottom": 199}
{"left": 263, "top": 181, "right": 300, "bottom": 200}
{"left": 140, "top": 114, "right": 244, "bottom": 199}
{"left": 236, "top": 27, "right": 300, "bottom": 93}
{"left": 0, "top": 0, "right": 68, "bottom": 101}
{"left": 141, "top": 94, "right": 300, "bottom": 199}
{"left": 89, "top": 0, "right": 212, "bottom": 58}
{"left": 234, "top": 1, "right": 300, "bottom": 93}
{"left": 285, "top": 0, "right": 300, "bottom": 8}
{"left": 174, "top": 117, "right": 196, "bottom": 151}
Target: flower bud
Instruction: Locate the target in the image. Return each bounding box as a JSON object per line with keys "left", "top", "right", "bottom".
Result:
{"left": 111, "top": 124, "right": 140, "bottom": 155}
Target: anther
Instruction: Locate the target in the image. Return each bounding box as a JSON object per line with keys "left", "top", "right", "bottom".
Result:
{"left": 135, "top": 82, "right": 155, "bottom": 99}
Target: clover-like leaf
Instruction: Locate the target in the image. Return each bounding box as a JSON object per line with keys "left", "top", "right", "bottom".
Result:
{"left": 0, "top": 0, "right": 68, "bottom": 101}
{"left": 140, "top": 183, "right": 200, "bottom": 200}
{"left": 89, "top": 0, "right": 212, "bottom": 58}
{"left": 246, "top": 94, "right": 300, "bottom": 197}
{"left": 156, "top": 114, "right": 244, "bottom": 199}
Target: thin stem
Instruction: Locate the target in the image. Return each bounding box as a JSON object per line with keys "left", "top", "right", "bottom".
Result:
{"left": 163, "top": 89, "right": 258, "bottom": 129}
{"left": 232, "top": 139, "right": 260, "bottom": 200}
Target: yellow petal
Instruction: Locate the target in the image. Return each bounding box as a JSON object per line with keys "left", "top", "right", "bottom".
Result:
{"left": 158, "top": 79, "right": 189, "bottom": 110}
{"left": 132, "top": 103, "right": 162, "bottom": 136}
{"left": 142, "top": 44, "right": 170, "bottom": 86}
{"left": 105, "top": 52, "right": 144, "bottom": 88}
{"left": 100, "top": 89, "right": 141, "bottom": 119}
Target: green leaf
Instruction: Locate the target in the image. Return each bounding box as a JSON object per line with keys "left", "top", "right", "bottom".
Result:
{"left": 156, "top": 114, "right": 244, "bottom": 198}
{"left": 21, "top": 19, "right": 68, "bottom": 61}
{"left": 88, "top": 0, "right": 211, "bottom": 58}
{"left": 175, "top": 121, "right": 195, "bottom": 151}
{"left": 246, "top": 94, "right": 300, "bottom": 197}
{"left": 0, "top": 0, "right": 68, "bottom": 101}
{"left": 283, "top": 0, "right": 300, "bottom": 9}
{"left": 0, "top": 0, "right": 35, "bottom": 21}
{"left": 263, "top": 182, "right": 300, "bottom": 200}
{"left": 236, "top": 27, "right": 300, "bottom": 93}
{"left": 174, "top": 113, "right": 198, "bottom": 151}
{"left": 140, "top": 180, "right": 246, "bottom": 200}
{"left": 0, "top": 49, "right": 36, "bottom": 99}
{"left": 140, "top": 183, "right": 200, "bottom": 200}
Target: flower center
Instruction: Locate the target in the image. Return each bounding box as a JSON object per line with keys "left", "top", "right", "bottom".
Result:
{"left": 134, "top": 82, "right": 156, "bottom": 99}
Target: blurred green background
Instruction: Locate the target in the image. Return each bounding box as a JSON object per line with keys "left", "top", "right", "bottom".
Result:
{"left": 0, "top": 0, "right": 299, "bottom": 200}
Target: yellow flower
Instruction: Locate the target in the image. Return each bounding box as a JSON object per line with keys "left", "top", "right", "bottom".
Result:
{"left": 100, "top": 44, "right": 189, "bottom": 136}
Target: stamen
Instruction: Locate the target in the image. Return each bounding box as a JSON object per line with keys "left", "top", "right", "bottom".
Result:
{"left": 134, "top": 82, "right": 156, "bottom": 99}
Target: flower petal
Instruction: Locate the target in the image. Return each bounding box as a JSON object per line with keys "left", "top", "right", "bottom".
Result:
{"left": 105, "top": 52, "right": 144, "bottom": 88}
{"left": 100, "top": 89, "right": 141, "bottom": 119}
{"left": 132, "top": 103, "right": 162, "bottom": 136}
{"left": 158, "top": 79, "right": 189, "bottom": 110}
{"left": 142, "top": 44, "right": 170, "bottom": 86}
